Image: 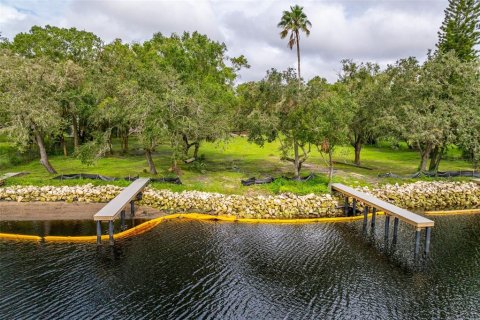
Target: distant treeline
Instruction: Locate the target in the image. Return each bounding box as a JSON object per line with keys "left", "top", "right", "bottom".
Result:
{"left": 0, "top": 21, "right": 478, "bottom": 179}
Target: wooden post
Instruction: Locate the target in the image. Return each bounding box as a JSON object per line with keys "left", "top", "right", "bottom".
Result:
{"left": 352, "top": 198, "right": 357, "bottom": 216}
{"left": 363, "top": 206, "right": 369, "bottom": 231}
{"left": 371, "top": 207, "right": 377, "bottom": 229}
{"left": 108, "top": 220, "right": 114, "bottom": 246}
{"left": 425, "top": 227, "right": 431, "bottom": 255}
{"left": 120, "top": 210, "right": 126, "bottom": 230}
{"left": 414, "top": 229, "right": 421, "bottom": 258}
{"left": 96, "top": 221, "right": 102, "bottom": 245}
{"left": 130, "top": 200, "right": 135, "bottom": 216}
{"left": 385, "top": 215, "right": 390, "bottom": 241}
{"left": 344, "top": 197, "right": 349, "bottom": 215}
{"left": 392, "top": 217, "right": 399, "bottom": 243}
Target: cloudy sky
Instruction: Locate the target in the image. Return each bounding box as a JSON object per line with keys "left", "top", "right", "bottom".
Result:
{"left": 0, "top": 0, "right": 448, "bottom": 82}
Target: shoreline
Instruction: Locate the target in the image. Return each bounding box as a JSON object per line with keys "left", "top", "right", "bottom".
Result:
{"left": 0, "top": 201, "right": 166, "bottom": 221}
{"left": 0, "top": 181, "right": 479, "bottom": 221}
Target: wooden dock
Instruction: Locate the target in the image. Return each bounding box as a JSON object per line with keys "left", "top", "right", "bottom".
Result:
{"left": 94, "top": 178, "right": 150, "bottom": 244}
{"left": 332, "top": 183, "right": 434, "bottom": 257}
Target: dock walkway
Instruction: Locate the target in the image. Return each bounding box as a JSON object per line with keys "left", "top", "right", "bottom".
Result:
{"left": 94, "top": 178, "right": 150, "bottom": 244}
{"left": 332, "top": 183, "right": 434, "bottom": 257}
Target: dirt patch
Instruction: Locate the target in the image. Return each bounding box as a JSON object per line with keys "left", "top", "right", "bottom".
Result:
{"left": 0, "top": 201, "right": 166, "bottom": 221}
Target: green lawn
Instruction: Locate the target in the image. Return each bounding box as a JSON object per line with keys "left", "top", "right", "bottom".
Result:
{"left": 0, "top": 136, "right": 476, "bottom": 195}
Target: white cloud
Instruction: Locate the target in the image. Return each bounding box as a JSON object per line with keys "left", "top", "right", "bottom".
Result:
{"left": 0, "top": 3, "right": 26, "bottom": 24}
{"left": 0, "top": 0, "right": 448, "bottom": 82}
{"left": 58, "top": 0, "right": 223, "bottom": 43}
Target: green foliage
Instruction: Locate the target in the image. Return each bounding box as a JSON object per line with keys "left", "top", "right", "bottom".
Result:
{"left": 339, "top": 60, "right": 391, "bottom": 165}
{"left": 144, "top": 32, "right": 245, "bottom": 162}
{"left": 304, "top": 81, "right": 353, "bottom": 185}
{"left": 388, "top": 52, "right": 479, "bottom": 171}
{"left": 263, "top": 176, "right": 330, "bottom": 195}
{"left": 1, "top": 136, "right": 475, "bottom": 195}
{"left": 278, "top": 5, "right": 312, "bottom": 50}
{"left": 8, "top": 25, "right": 102, "bottom": 64}
{"left": 437, "top": 0, "right": 480, "bottom": 61}
{"left": 241, "top": 68, "right": 311, "bottom": 177}
{"left": 0, "top": 52, "right": 64, "bottom": 149}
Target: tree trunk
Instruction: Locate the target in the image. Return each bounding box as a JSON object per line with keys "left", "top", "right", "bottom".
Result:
{"left": 72, "top": 116, "right": 80, "bottom": 151}
{"left": 328, "top": 147, "right": 334, "bottom": 191}
{"left": 60, "top": 134, "right": 68, "bottom": 157}
{"left": 107, "top": 133, "right": 112, "bottom": 155}
{"left": 293, "top": 139, "right": 300, "bottom": 179}
{"left": 193, "top": 142, "right": 200, "bottom": 159}
{"left": 428, "top": 145, "right": 444, "bottom": 173}
{"left": 145, "top": 149, "right": 157, "bottom": 175}
{"left": 296, "top": 31, "right": 301, "bottom": 82}
{"left": 34, "top": 129, "right": 57, "bottom": 174}
{"left": 122, "top": 132, "right": 129, "bottom": 154}
{"left": 354, "top": 142, "right": 363, "bottom": 166}
{"left": 182, "top": 134, "right": 190, "bottom": 156}
{"left": 419, "top": 143, "right": 433, "bottom": 172}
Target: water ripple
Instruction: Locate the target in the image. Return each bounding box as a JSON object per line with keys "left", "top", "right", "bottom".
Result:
{"left": 1, "top": 215, "right": 480, "bottom": 319}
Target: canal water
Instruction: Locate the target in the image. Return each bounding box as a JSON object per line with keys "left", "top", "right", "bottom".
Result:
{"left": 1, "top": 214, "right": 479, "bottom": 319}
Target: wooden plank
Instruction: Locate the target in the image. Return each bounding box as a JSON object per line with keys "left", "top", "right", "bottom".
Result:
{"left": 332, "top": 183, "right": 434, "bottom": 228}
{"left": 94, "top": 178, "right": 150, "bottom": 221}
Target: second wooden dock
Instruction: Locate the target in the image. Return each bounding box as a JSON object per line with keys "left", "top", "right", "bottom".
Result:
{"left": 332, "top": 183, "right": 434, "bottom": 257}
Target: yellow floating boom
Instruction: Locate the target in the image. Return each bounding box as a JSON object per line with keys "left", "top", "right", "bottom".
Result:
{"left": 1, "top": 212, "right": 384, "bottom": 243}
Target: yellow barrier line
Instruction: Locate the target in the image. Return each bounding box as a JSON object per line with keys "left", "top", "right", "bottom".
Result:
{"left": 0, "top": 212, "right": 386, "bottom": 243}
{"left": 424, "top": 209, "right": 480, "bottom": 215}
{"left": 0, "top": 233, "right": 42, "bottom": 241}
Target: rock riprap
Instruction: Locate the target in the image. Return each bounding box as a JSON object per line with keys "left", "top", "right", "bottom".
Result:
{"left": 358, "top": 181, "right": 480, "bottom": 210}
{"left": 1, "top": 181, "right": 478, "bottom": 218}
{"left": 0, "top": 184, "right": 338, "bottom": 218}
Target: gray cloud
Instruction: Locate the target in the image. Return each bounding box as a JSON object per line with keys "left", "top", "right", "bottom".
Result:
{"left": 0, "top": 0, "right": 449, "bottom": 82}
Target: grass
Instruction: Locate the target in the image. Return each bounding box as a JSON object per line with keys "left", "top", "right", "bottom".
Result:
{"left": 0, "top": 135, "right": 476, "bottom": 195}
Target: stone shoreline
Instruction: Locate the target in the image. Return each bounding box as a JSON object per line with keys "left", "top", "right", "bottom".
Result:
{"left": 359, "top": 181, "right": 480, "bottom": 210}
{"left": 0, "top": 181, "right": 478, "bottom": 219}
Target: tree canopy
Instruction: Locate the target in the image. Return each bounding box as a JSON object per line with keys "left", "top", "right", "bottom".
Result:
{"left": 437, "top": 0, "right": 480, "bottom": 61}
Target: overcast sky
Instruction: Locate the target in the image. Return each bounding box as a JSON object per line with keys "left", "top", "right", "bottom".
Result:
{"left": 0, "top": 0, "right": 449, "bottom": 82}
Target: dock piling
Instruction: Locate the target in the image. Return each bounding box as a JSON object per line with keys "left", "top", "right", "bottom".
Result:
{"left": 414, "top": 229, "right": 421, "bottom": 258}
{"left": 108, "top": 220, "right": 114, "bottom": 246}
{"left": 120, "top": 210, "right": 126, "bottom": 230}
{"left": 96, "top": 221, "right": 102, "bottom": 245}
{"left": 344, "top": 197, "right": 349, "bottom": 215}
{"left": 130, "top": 200, "right": 135, "bottom": 216}
{"left": 363, "top": 206, "right": 369, "bottom": 232}
{"left": 385, "top": 215, "right": 390, "bottom": 241}
{"left": 352, "top": 199, "right": 357, "bottom": 216}
{"left": 371, "top": 207, "right": 377, "bottom": 229}
{"left": 425, "top": 227, "right": 432, "bottom": 255}
{"left": 392, "top": 217, "right": 399, "bottom": 243}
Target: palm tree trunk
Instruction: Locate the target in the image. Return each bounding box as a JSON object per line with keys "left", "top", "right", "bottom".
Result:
{"left": 328, "top": 147, "right": 334, "bottom": 191}
{"left": 295, "top": 31, "right": 301, "bottom": 82}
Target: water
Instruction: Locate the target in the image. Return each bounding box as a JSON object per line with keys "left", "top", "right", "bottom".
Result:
{"left": 1, "top": 215, "right": 479, "bottom": 319}
{"left": 0, "top": 218, "right": 148, "bottom": 237}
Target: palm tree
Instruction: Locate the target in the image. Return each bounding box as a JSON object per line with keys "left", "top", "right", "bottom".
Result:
{"left": 277, "top": 5, "right": 312, "bottom": 82}
{"left": 277, "top": 5, "right": 312, "bottom": 179}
